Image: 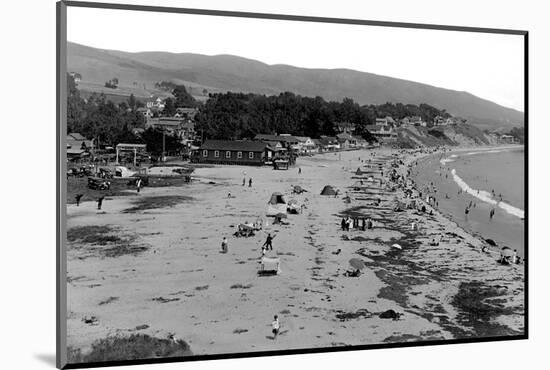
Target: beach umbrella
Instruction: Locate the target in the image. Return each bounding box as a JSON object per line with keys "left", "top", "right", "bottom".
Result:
{"left": 274, "top": 213, "right": 287, "bottom": 219}
{"left": 485, "top": 238, "right": 497, "bottom": 247}
{"left": 349, "top": 258, "right": 366, "bottom": 271}
{"left": 391, "top": 244, "right": 402, "bottom": 250}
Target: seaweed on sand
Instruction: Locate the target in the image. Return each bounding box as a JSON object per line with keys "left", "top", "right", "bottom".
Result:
{"left": 67, "top": 225, "right": 148, "bottom": 258}
{"left": 67, "top": 334, "right": 192, "bottom": 363}
{"left": 451, "top": 280, "right": 522, "bottom": 336}
{"left": 123, "top": 195, "right": 193, "bottom": 213}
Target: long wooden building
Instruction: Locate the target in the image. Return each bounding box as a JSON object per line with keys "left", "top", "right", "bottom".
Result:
{"left": 191, "top": 140, "right": 274, "bottom": 166}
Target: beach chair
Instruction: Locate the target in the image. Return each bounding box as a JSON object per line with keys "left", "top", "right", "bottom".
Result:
{"left": 258, "top": 257, "right": 281, "bottom": 276}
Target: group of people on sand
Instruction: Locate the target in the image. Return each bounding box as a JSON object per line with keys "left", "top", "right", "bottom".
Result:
{"left": 498, "top": 248, "right": 522, "bottom": 265}
{"left": 74, "top": 194, "right": 105, "bottom": 210}
{"left": 341, "top": 216, "right": 373, "bottom": 231}
{"left": 242, "top": 176, "right": 253, "bottom": 187}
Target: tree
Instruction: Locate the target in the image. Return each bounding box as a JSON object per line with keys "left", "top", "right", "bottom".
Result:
{"left": 172, "top": 85, "right": 197, "bottom": 108}
{"left": 127, "top": 94, "right": 137, "bottom": 111}
{"left": 140, "top": 127, "right": 183, "bottom": 155}
{"left": 163, "top": 97, "right": 176, "bottom": 116}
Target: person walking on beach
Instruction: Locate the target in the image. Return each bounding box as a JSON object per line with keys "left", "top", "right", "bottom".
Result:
{"left": 249, "top": 178, "right": 253, "bottom": 187}
{"left": 97, "top": 196, "right": 104, "bottom": 210}
{"left": 221, "top": 237, "right": 228, "bottom": 253}
{"left": 242, "top": 177, "right": 246, "bottom": 186}
{"left": 263, "top": 233, "right": 275, "bottom": 251}
{"left": 75, "top": 194, "right": 83, "bottom": 206}
{"left": 298, "top": 167, "right": 302, "bottom": 174}
{"left": 341, "top": 217, "right": 346, "bottom": 231}
{"left": 271, "top": 315, "right": 280, "bottom": 339}
{"left": 136, "top": 177, "right": 142, "bottom": 193}
{"left": 490, "top": 208, "right": 495, "bottom": 219}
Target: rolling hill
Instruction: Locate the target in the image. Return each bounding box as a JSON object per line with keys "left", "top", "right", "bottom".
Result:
{"left": 67, "top": 42, "right": 524, "bottom": 131}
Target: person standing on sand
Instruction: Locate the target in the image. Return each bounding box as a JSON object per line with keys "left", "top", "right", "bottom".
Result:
{"left": 271, "top": 315, "right": 280, "bottom": 339}
{"left": 136, "top": 177, "right": 142, "bottom": 193}
{"left": 490, "top": 208, "right": 495, "bottom": 219}
{"left": 249, "top": 178, "right": 253, "bottom": 187}
{"left": 299, "top": 167, "right": 302, "bottom": 174}
{"left": 97, "top": 196, "right": 104, "bottom": 210}
{"left": 341, "top": 217, "right": 346, "bottom": 231}
{"left": 242, "top": 177, "right": 246, "bottom": 186}
{"left": 221, "top": 237, "right": 228, "bottom": 253}
{"left": 75, "top": 194, "right": 83, "bottom": 206}
{"left": 263, "top": 233, "right": 275, "bottom": 251}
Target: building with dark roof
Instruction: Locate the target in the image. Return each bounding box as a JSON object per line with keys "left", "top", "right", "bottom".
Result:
{"left": 192, "top": 140, "right": 274, "bottom": 166}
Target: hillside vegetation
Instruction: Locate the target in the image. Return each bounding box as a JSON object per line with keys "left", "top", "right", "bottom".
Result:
{"left": 67, "top": 42, "right": 524, "bottom": 131}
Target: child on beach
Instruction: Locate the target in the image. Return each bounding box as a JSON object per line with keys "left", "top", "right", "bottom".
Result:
{"left": 271, "top": 315, "right": 280, "bottom": 339}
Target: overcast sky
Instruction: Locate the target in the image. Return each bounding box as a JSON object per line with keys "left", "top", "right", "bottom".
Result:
{"left": 67, "top": 6, "right": 525, "bottom": 112}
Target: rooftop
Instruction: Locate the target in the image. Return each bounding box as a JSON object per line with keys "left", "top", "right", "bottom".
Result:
{"left": 200, "top": 140, "right": 271, "bottom": 152}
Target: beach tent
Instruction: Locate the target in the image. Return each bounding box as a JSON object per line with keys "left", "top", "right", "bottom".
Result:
{"left": 320, "top": 185, "right": 338, "bottom": 196}
{"left": 115, "top": 166, "right": 136, "bottom": 178}
{"left": 267, "top": 192, "right": 287, "bottom": 216}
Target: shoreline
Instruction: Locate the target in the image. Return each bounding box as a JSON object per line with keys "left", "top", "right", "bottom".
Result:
{"left": 65, "top": 146, "right": 525, "bottom": 363}
{"left": 409, "top": 146, "right": 525, "bottom": 255}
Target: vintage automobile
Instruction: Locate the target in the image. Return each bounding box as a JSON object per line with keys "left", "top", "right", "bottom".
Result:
{"left": 87, "top": 177, "right": 111, "bottom": 190}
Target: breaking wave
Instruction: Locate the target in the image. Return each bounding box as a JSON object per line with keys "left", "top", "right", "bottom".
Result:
{"left": 451, "top": 169, "right": 524, "bottom": 219}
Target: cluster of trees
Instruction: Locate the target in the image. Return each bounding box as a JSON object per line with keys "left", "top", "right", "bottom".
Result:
{"left": 194, "top": 91, "right": 450, "bottom": 141}
{"left": 68, "top": 74, "right": 142, "bottom": 144}
{"left": 366, "top": 102, "right": 452, "bottom": 123}
{"left": 507, "top": 126, "right": 525, "bottom": 144}
{"left": 68, "top": 74, "right": 184, "bottom": 154}
{"left": 104, "top": 77, "right": 119, "bottom": 89}
{"left": 154, "top": 81, "right": 177, "bottom": 91}
{"left": 162, "top": 85, "right": 199, "bottom": 116}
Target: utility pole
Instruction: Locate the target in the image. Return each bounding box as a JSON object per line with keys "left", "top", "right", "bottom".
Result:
{"left": 162, "top": 130, "right": 165, "bottom": 162}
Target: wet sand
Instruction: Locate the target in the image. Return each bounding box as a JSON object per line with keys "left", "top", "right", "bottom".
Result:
{"left": 66, "top": 148, "right": 525, "bottom": 360}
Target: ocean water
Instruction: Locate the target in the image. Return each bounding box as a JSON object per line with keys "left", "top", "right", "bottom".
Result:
{"left": 412, "top": 147, "right": 525, "bottom": 257}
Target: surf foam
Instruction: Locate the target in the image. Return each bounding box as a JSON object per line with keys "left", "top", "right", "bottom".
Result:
{"left": 451, "top": 169, "right": 524, "bottom": 219}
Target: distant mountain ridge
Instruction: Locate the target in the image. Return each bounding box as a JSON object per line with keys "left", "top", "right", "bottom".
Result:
{"left": 67, "top": 42, "right": 523, "bottom": 131}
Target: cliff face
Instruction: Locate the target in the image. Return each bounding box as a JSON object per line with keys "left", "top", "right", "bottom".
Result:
{"left": 395, "top": 124, "right": 497, "bottom": 148}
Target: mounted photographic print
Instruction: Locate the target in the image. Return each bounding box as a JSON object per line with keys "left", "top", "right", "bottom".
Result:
{"left": 56, "top": 1, "right": 527, "bottom": 368}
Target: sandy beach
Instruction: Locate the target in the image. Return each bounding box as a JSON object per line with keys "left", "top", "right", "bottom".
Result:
{"left": 66, "top": 147, "right": 525, "bottom": 360}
